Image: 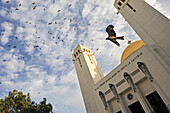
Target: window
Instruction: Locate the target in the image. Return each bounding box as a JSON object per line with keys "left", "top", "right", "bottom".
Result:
{"left": 128, "top": 101, "right": 145, "bottom": 113}
{"left": 117, "top": 111, "right": 122, "bottom": 113}
{"left": 88, "top": 55, "right": 93, "bottom": 64}
{"left": 121, "top": 0, "right": 125, "bottom": 2}
{"left": 118, "top": 2, "right": 122, "bottom": 6}
{"left": 131, "top": 69, "right": 140, "bottom": 76}
{"left": 127, "top": 3, "right": 133, "bottom": 10}
{"left": 83, "top": 48, "right": 85, "bottom": 52}
{"left": 116, "top": 79, "right": 125, "bottom": 87}
{"left": 78, "top": 49, "right": 80, "bottom": 53}
{"left": 105, "top": 89, "right": 111, "bottom": 95}
{"left": 127, "top": 3, "right": 136, "bottom": 12}
{"left": 146, "top": 91, "right": 169, "bottom": 113}
{"left": 78, "top": 58, "right": 82, "bottom": 67}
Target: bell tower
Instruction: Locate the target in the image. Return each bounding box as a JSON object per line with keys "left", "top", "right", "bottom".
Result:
{"left": 72, "top": 44, "right": 106, "bottom": 113}
{"left": 114, "top": 0, "right": 170, "bottom": 66}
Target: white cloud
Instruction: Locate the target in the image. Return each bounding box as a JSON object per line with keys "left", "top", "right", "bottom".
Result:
{"left": 59, "top": 70, "right": 77, "bottom": 84}
{"left": 25, "top": 66, "right": 47, "bottom": 78}
{"left": 146, "top": 0, "right": 170, "bottom": 18}
{"left": 0, "top": 0, "right": 169, "bottom": 113}
{"left": 0, "top": 9, "right": 7, "bottom": 17}
{"left": 0, "top": 46, "right": 4, "bottom": 51}
{"left": 1, "top": 22, "right": 14, "bottom": 31}
{"left": 16, "top": 26, "right": 24, "bottom": 34}
{"left": 82, "top": 2, "right": 93, "bottom": 18}
{"left": 4, "top": 57, "right": 25, "bottom": 73}
{"left": 1, "top": 36, "right": 9, "bottom": 45}
{"left": 0, "top": 22, "right": 14, "bottom": 45}
{"left": 1, "top": 80, "right": 15, "bottom": 87}
{"left": 24, "top": 35, "right": 35, "bottom": 41}
{"left": 48, "top": 4, "right": 61, "bottom": 16}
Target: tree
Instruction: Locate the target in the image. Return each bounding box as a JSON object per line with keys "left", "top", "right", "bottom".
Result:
{"left": 0, "top": 89, "right": 53, "bottom": 113}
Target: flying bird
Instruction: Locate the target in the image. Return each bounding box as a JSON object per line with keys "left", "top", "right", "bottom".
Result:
{"left": 15, "top": 8, "right": 19, "bottom": 10}
{"left": 33, "top": 6, "right": 36, "bottom": 10}
{"left": 70, "top": 19, "right": 72, "bottom": 22}
{"left": 34, "top": 45, "right": 39, "bottom": 48}
{"left": 128, "top": 40, "right": 131, "bottom": 44}
{"left": 105, "top": 25, "right": 124, "bottom": 47}
{"left": 69, "top": 4, "right": 72, "bottom": 7}
{"left": 48, "top": 22, "right": 52, "bottom": 25}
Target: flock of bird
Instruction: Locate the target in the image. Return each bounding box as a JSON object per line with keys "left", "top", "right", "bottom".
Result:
{"left": 0, "top": 1, "right": 132, "bottom": 96}
{"left": 1, "top": 1, "right": 75, "bottom": 52}
{"left": 0, "top": 1, "right": 86, "bottom": 94}
{"left": 0, "top": 1, "right": 131, "bottom": 56}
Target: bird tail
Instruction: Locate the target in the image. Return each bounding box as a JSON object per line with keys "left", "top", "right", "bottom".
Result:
{"left": 117, "top": 36, "right": 124, "bottom": 40}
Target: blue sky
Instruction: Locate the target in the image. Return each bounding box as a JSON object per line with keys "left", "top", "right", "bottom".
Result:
{"left": 0, "top": 0, "right": 169, "bottom": 112}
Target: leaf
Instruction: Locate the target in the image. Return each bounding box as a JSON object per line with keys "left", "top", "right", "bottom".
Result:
{"left": 0, "top": 89, "right": 53, "bottom": 112}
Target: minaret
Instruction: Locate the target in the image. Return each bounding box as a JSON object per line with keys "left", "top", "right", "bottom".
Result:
{"left": 72, "top": 44, "right": 105, "bottom": 113}
{"left": 114, "top": 0, "right": 170, "bottom": 66}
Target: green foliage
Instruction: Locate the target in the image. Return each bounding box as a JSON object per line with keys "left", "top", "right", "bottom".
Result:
{"left": 0, "top": 89, "right": 53, "bottom": 113}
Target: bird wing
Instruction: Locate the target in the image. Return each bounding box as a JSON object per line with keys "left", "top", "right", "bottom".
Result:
{"left": 114, "top": 41, "right": 120, "bottom": 47}
{"left": 109, "top": 39, "right": 120, "bottom": 47}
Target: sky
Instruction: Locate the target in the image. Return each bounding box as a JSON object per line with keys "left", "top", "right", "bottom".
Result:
{"left": 0, "top": 0, "right": 169, "bottom": 112}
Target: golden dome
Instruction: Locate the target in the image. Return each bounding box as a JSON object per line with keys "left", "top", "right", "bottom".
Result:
{"left": 121, "top": 40, "right": 145, "bottom": 63}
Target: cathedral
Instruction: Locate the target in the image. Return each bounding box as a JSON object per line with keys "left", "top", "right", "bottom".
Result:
{"left": 72, "top": 0, "right": 170, "bottom": 113}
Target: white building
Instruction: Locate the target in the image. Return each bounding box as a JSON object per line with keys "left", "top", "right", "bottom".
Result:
{"left": 72, "top": 0, "right": 170, "bottom": 113}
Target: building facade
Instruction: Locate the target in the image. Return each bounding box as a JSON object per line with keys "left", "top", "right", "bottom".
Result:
{"left": 72, "top": 44, "right": 107, "bottom": 113}
{"left": 73, "top": 0, "right": 170, "bottom": 113}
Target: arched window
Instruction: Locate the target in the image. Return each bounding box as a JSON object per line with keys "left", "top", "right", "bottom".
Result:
{"left": 78, "top": 58, "right": 82, "bottom": 67}
{"left": 78, "top": 49, "right": 80, "bottom": 53}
